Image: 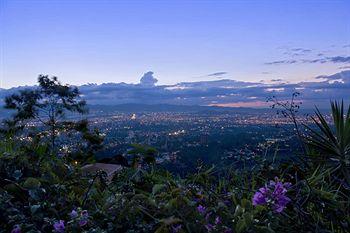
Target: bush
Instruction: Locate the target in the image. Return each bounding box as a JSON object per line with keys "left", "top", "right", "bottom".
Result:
{"left": 1, "top": 81, "right": 349, "bottom": 232}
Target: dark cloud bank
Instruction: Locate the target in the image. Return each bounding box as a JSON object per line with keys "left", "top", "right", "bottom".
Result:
{"left": 1, "top": 71, "right": 349, "bottom": 109}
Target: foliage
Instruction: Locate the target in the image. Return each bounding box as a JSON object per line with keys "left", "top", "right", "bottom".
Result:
{"left": 127, "top": 144, "right": 158, "bottom": 168}
{"left": 3, "top": 75, "right": 87, "bottom": 151}
{"left": 304, "top": 100, "right": 350, "bottom": 186}
{"left": 1, "top": 139, "right": 349, "bottom": 232}
{"left": 1, "top": 75, "right": 103, "bottom": 163}
{"left": 0, "top": 83, "right": 349, "bottom": 232}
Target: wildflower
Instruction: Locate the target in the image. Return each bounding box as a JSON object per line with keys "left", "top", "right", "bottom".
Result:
{"left": 11, "top": 225, "right": 21, "bottom": 233}
{"left": 205, "top": 212, "right": 211, "bottom": 221}
{"left": 197, "top": 205, "right": 206, "bottom": 214}
{"left": 223, "top": 228, "right": 233, "bottom": 233}
{"left": 214, "top": 216, "right": 221, "bottom": 225}
{"left": 79, "top": 219, "right": 88, "bottom": 227}
{"left": 252, "top": 187, "right": 269, "bottom": 206}
{"left": 79, "top": 210, "right": 89, "bottom": 227}
{"left": 172, "top": 224, "right": 182, "bottom": 233}
{"left": 70, "top": 210, "right": 78, "bottom": 218}
{"left": 81, "top": 210, "right": 89, "bottom": 218}
{"left": 53, "top": 220, "right": 65, "bottom": 233}
{"left": 204, "top": 223, "right": 214, "bottom": 232}
{"left": 252, "top": 177, "right": 291, "bottom": 213}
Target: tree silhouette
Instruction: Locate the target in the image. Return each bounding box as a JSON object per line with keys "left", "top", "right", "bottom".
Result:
{"left": 4, "top": 75, "right": 87, "bottom": 152}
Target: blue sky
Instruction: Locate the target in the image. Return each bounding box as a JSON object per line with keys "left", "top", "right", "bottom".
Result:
{"left": 1, "top": 0, "right": 349, "bottom": 88}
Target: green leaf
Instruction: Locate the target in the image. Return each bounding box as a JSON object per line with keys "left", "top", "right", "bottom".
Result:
{"left": 152, "top": 184, "right": 167, "bottom": 195}
{"left": 235, "top": 218, "right": 247, "bottom": 233}
{"left": 234, "top": 205, "right": 244, "bottom": 217}
{"left": 23, "top": 177, "right": 41, "bottom": 189}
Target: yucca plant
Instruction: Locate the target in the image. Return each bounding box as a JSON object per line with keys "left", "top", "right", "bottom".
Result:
{"left": 304, "top": 100, "right": 350, "bottom": 186}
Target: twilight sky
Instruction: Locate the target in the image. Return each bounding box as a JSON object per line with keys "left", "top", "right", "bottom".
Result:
{"left": 0, "top": 0, "right": 349, "bottom": 89}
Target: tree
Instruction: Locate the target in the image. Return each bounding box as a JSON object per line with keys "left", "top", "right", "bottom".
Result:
{"left": 3, "top": 75, "right": 87, "bottom": 152}
{"left": 127, "top": 144, "right": 157, "bottom": 168}
{"left": 69, "top": 119, "right": 104, "bottom": 164}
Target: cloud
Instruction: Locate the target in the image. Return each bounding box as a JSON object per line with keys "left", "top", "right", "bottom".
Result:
{"left": 281, "top": 47, "right": 313, "bottom": 56}
{"left": 265, "top": 60, "right": 297, "bottom": 65}
{"left": 315, "top": 70, "right": 350, "bottom": 82}
{"left": 271, "top": 79, "right": 283, "bottom": 82}
{"left": 77, "top": 70, "right": 350, "bottom": 107}
{"left": 207, "top": 72, "right": 227, "bottom": 77}
{"left": 266, "top": 56, "right": 350, "bottom": 65}
{"left": 328, "top": 56, "right": 350, "bottom": 64}
{"left": 302, "top": 56, "right": 350, "bottom": 64}
{"left": 139, "top": 71, "right": 158, "bottom": 87}
{"left": 1, "top": 71, "right": 349, "bottom": 108}
{"left": 268, "top": 45, "right": 350, "bottom": 66}
{"left": 290, "top": 48, "right": 312, "bottom": 53}
{"left": 301, "top": 58, "right": 327, "bottom": 64}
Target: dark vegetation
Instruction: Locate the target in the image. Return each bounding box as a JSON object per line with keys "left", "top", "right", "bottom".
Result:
{"left": 0, "top": 76, "right": 349, "bottom": 232}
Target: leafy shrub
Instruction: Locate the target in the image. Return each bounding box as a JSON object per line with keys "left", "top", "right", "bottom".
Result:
{"left": 1, "top": 80, "right": 349, "bottom": 232}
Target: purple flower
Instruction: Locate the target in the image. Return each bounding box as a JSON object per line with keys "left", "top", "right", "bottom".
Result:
{"left": 205, "top": 212, "right": 211, "bottom": 221}
{"left": 79, "top": 219, "right": 88, "bottom": 227}
{"left": 223, "top": 228, "right": 233, "bottom": 233}
{"left": 78, "top": 210, "right": 89, "bottom": 227}
{"left": 204, "top": 223, "right": 214, "bottom": 232}
{"left": 53, "top": 220, "right": 65, "bottom": 233}
{"left": 214, "top": 216, "right": 221, "bottom": 225}
{"left": 81, "top": 210, "right": 89, "bottom": 218}
{"left": 171, "top": 224, "right": 182, "bottom": 233}
{"left": 11, "top": 225, "right": 21, "bottom": 233}
{"left": 252, "top": 187, "right": 269, "bottom": 206}
{"left": 70, "top": 210, "right": 78, "bottom": 218}
{"left": 197, "top": 205, "right": 206, "bottom": 214}
{"left": 252, "top": 177, "right": 291, "bottom": 213}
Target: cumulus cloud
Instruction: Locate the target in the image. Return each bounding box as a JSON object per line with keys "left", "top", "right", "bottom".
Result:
{"left": 1, "top": 71, "right": 349, "bottom": 108}
{"left": 139, "top": 71, "right": 158, "bottom": 87}
{"left": 88, "top": 70, "right": 350, "bottom": 107}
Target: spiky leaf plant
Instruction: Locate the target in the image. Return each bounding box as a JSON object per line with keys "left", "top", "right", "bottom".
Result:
{"left": 305, "top": 100, "right": 350, "bottom": 185}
